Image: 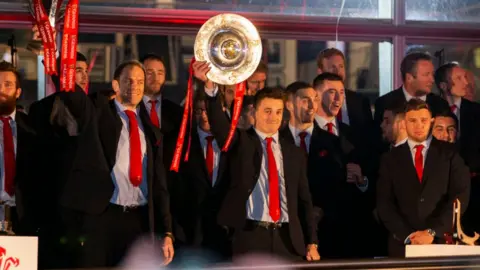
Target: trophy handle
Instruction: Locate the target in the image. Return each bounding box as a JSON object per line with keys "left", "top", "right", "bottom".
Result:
{"left": 454, "top": 199, "right": 479, "bottom": 245}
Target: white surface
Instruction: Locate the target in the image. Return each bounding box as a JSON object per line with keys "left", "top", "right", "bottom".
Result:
{"left": 0, "top": 236, "right": 38, "bottom": 270}
{"left": 406, "top": 244, "right": 480, "bottom": 258}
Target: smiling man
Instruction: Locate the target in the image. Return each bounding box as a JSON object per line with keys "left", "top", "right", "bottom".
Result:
{"left": 377, "top": 98, "right": 470, "bottom": 257}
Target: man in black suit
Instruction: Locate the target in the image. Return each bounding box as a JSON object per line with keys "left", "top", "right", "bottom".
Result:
{"left": 0, "top": 62, "right": 36, "bottom": 235}
{"left": 316, "top": 48, "right": 374, "bottom": 139}
{"left": 193, "top": 60, "right": 320, "bottom": 261}
{"left": 49, "top": 60, "right": 174, "bottom": 267}
{"left": 435, "top": 62, "right": 480, "bottom": 235}
{"left": 173, "top": 90, "right": 231, "bottom": 262}
{"left": 377, "top": 98, "right": 470, "bottom": 257}
{"left": 374, "top": 52, "right": 450, "bottom": 135}
{"left": 286, "top": 75, "right": 374, "bottom": 258}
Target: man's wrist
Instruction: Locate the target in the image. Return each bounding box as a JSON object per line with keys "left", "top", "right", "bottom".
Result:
{"left": 163, "top": 232, "right": 175, "bottom": 242}
{"left": 427, "top": 229, "right": 436, "bottom": 237}
{"left": 307, "top": 243, "right": 318, "bottom": 248}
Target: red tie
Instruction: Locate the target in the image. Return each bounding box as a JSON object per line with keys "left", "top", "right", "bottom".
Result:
{"left": 149, "top": 100, "right": 160, "bottom": 128}
{"left": 298, "top": 131, "right": 308, "bottom": 153}
{"left": 205, "top": 136, "right": 214, "bottom": 182}
{"left": 414, "top": 144, "right": 424, "bottom": 183}
{"left": 450, "top": 104, "right": 457, "bottom": 113}
{"left": 1, "top": 117, "right": 14, "bottom": 197}
{"left": 326, "top": 123, "right": 334, "bottom": 134}
{"left": 124, "top": 111, "right": 142, "bottom": 187}
{"left": 336, "top": 111, "right": 343, "bottom": 123}
{"left": 266, "top": 137, "right": 280, "bottom": 222}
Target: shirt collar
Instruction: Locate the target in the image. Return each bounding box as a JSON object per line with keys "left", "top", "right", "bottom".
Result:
{"left": 254, "top": 128, "right": 279, "bottom": 144}
{"left": 114, "top": 99, "right": 139, "bottom": 115}
{"left": 394, "top": 137, "right": 408, "bottom": 147}
{"left": 288, "top": 123, "right": 314, "bottom": 138}
{"left": 454, "top": 97, "right": 462, "bottom": 109}
{"left": 142, "top": 95, "right": 161, "bottom": 104}
{"left": 314, "top": 114, "right": 337, "bottom": 130}
{"left": 1, "top": 109, "right": 16, "bottom": 120}
{"left": 197, "top": 126, "right": 213, "bottom": 141}
{"left": 402, "top": 86, "right": 426, "bottom": 101}
{"left": 407, "top": 136, "right": 432, "bottom": 151}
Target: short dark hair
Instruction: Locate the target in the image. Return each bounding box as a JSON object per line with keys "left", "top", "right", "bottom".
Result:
{"left": 285, "top": 81, "right": 312, "bottom": 96}
{"left": 193, "top": 88, "right": 208, "bottom": 106}
{"left": 0, "top": 61, "right": 21, "bottom": 89}
{"left": 254, "top": 61, "right": 268, "bottom": 74}
{"left": 434, "top": 110, "right": 459, "bottom": 129}
{"left": 400, "top": 52, "right": 432, "bottom": 81}
{"left": 140, "top": 53, "right": 165, "bottom": 65}
{"left": 384, "top": 102, "right": 406, "bottom": 119}
{"left": 435, "top": 62, "right": 460, "bottom": 91}
{"left": 404, "top": 98, "right": 431, "bottom": 114}
{"left": 113, "top": 60, "right": 145, "bottom": 81}
{"left": 56, "top": 52, "right": 87, "bottom": 71}
{"left": 316, "top": 48, "right": 345, "bottom": 70}
{"left": 253, "top": 87, "right": 286, "bottom": 109}
{"left": 312, "top": 72, "right": 343, "bottom": 89}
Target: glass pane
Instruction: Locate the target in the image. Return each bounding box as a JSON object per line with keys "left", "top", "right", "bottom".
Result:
{"left": 79, "top": 0, "right": 392, "bottom": 19}
{"left": 406, "top": 0, "right": 480, "bottom": 23}
{"left": 406, "top": 43, "right": 479, "bottom": 101}
{"left": 77, "top": 33, "right": 390, "bottom": 108}
{"left": 0, "top": 28, "right": 39, "bottom": 109}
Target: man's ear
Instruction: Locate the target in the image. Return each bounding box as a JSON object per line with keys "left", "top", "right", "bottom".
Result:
{"left": 112, "top": 80, "right": 119, "bottom": 93}
{"left": 15, "top": 88, "right": 22, "bottom": 99}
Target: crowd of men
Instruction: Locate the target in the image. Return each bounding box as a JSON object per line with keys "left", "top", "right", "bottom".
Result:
{"left": 0, "top": 44, "right": 479, "bottom": 269}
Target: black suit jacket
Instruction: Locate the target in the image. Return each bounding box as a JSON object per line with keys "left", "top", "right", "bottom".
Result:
{"left": 344, "top": 89, "right": 373, "bottom": 135}
{"left": 206, "top": 94, "right": 317, "bottom": 256}
{"left": 457, "top": 98, "right": 480, "bottom": 176}
{"left": 377, "top": 138, "right": 470, "bottom": 256}
{"left": 374, "top": 87, "right": 450, "bottom": 137}
{"left": 13, "top": 111, "right": 37, "bottom": 234}
{"left": 174, "top": 126, "right": 229, "bottom": 246}
{"left": 32, "top": 86, "right": 172, "bottom": 234}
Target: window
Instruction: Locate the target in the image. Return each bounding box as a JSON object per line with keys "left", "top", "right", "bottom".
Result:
{"left": 406, "top": 0, "right": 480, "bottom": 23}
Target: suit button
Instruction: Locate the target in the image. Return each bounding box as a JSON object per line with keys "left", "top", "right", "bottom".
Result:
{"left": 420, "top": 198, "right": 425, "bottom": 202}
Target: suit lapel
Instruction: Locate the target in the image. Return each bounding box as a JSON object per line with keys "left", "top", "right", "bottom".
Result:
{"left": 99, "top": 101, "right": 123, "bottom": 169}
{"left": 280, "top": 137, "right": 295, "bottom": 208}
{"left": 247, "top": 128, "right": 263, "bottom": 188}
{"left": 422, "top": 139, "right": 441, "bottom": 188}
{"left": 191, "top": 128, "right": 211, "bottom": 188}
{"left": 396, "top": 143, "right": 422, "bottom": 187}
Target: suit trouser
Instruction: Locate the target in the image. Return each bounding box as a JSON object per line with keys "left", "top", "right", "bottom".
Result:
{"left": 81, "top": 203, "right": 148, "bottom": 268}
{"left": 232, "top": 220, "right": 302, "bottom": 262}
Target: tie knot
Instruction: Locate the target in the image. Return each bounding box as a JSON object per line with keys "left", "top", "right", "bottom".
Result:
{"left": 450, "top": 104, "right": 457, "bottom": 112}
{"left": 1, "top": 116, "right": 10, "bottom": 122}
{"left": 298, "top": 131, "right": 308, "bottom": 139}
{"left": 149, "top": 100, "right": 158, "bottom": 106}
{"left": 265, "top": 137, "right": 274, "bottom": 145}
{"left": 124, "top": 110, "right": 136, "bottom": 119}
{"left": 325, "top": 122, "right": 334, "bottom": 129}
{"left": 415, "top": 144, "right": 424, "bottom": 152}
{"left": 206, "top": 135, "right": 214, "bottom": 142}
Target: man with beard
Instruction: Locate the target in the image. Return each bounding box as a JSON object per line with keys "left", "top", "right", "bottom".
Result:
{"left": 140, "top": 54, "right": 183, "bottom": 132}
{"left": 380, "top": 104, "right": 408, "bottom": 149}
{"left": 377, "top": 98, "right": 470, "bottom": 257}
{"left": 0, "top": 62, "right": 36, "bottom": 235}
{"left": 310, "top": 72, "right": 376, "bottom": 258}
{"left": 374, "top": 53, "right": 450, "bottom": 141}
{"left": 53, "top": 60, "right": 174, "bottom": 267}
{"left": 431, "top": 111, "right": 458, "bottom": 144}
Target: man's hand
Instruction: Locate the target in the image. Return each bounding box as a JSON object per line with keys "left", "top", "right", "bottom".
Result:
{"left": 346, "top": 163, "right": 364, "bottom": 184}
{"left": 306, "top": 244, "right": 320, "bottom": 261}
{"left": 192, "top": 61, "right": 214, "bottom": 89}
{"left": 161, "top": 236, "right": 174, "bottom": 265}
{"left": 410, "top": 230, "right": 434, "bottom": 245}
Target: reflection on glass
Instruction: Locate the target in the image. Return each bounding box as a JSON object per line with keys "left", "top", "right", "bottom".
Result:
{"left": 406, "top": 0, "right": 480, "bottom": 22}
{"left": 78, "top": 0, "right": 392, "bottom": 19}
{"left": 406, "top": 43, "right": 480, "bottom": 101}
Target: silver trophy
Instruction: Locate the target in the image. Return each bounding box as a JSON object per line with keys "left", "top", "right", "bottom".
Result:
{"left": 26, "top": 0, "right": 67, "bottom": 55}
{"left": 0, "top": 201, "right": 14, "bottom": 235}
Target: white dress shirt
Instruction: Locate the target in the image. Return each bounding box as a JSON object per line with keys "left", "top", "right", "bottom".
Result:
{"left": 197, "top": 127, "right": 220, "bottom": 186}
{"left": 246, "top": 129, "right": 289, "bottom": 223}
{"left": 0, "top": 110, "right": 16, "bottom": 207}
{"left": 394, "top": 137, "right": 408, "bottom": 148}
{"left": 110, "top": 100, "right": 148, "bottom": 206}
{"left": 142, "top": 95, "right": 162, "bottom": 128}
{"left": 407, "top": 136, "right": 433, "bottom": 167}
{"left": 450, "top": 97, "right": 461, "bottom": 137}
{"left": 314, "top": 115, "right": 339, "bottom": 136}
{"left": 288, "top": 123, "right": 314, "bottom": 153}
{"left": 402, "top": 87, "right": 426, "bottom": 102}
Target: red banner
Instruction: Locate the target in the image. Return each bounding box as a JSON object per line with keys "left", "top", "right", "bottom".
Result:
{"left": 33, "top": 0, "right": 57, "bottom": 75}
{"left": 170, "top": 57, "right": 195, "bottom": 172}
{"left": 222, "top": 81, "right": 245, "bottom": 151}
{"left": 60, "top": 0, "right": 79, "bottom": 92}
